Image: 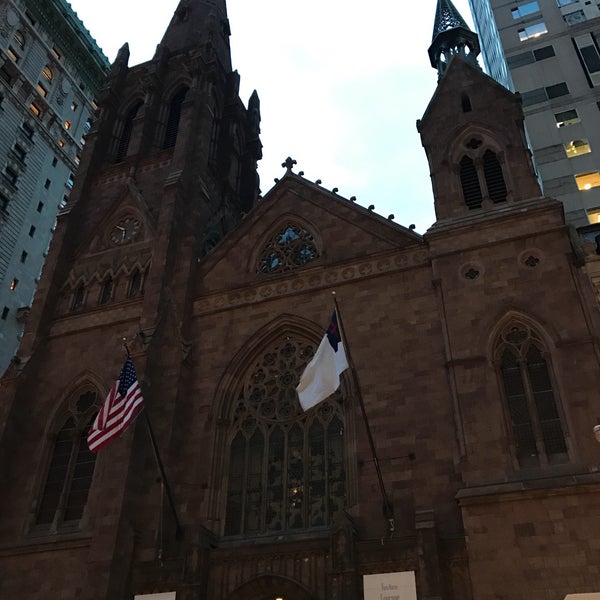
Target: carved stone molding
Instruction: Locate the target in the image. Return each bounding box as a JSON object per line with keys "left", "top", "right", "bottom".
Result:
{"left": 194, "top": 248, "right": 430, "bottom": 316}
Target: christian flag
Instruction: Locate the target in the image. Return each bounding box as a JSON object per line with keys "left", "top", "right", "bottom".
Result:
{"left": 296, "top": 311, "right": 349, "bottom": 411}
{"left": 87, "top": 357, "right": 144, "bottom": 453}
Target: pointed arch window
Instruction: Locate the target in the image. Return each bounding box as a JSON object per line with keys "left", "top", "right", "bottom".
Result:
{"left": 114, "top": 102, "right": 142, "bottom": 163}
{"left": 461, "top": 93, "right": 472, "bottom": 113}
{"left": 163, "top": 87, "right": 188, "bottom": 149}
{"left": 496, "top": 322, "right": 568, "bottom": 468}
{"left": 35, "top": 391, "right": 99, "bottom": 530}
{"left": 99, "top": 276, "right": 113, "bottom": 304}
{"left": 128, "top": 268, "right": 143, "bottom": 298}
{"left": 224, "top": 335, "right": 347, "bottom": 537}
{"left": 460, "top": 156, "right": 483, "bottom": 209}
{"left": 71, "top": 283, "right": 85, "bottom": 311}
{"left": 483, "top": 150, "right": 507, "bottom": 203}
{"left": 257, "top": 223, "right": 319, "bottom": 274}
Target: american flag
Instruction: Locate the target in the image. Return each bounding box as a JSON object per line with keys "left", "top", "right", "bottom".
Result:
{"left": 87, "top": 357, "right": 144, "bottom": 453}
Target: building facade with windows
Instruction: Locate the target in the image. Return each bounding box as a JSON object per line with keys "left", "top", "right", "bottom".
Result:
{"left": 468, "top": 0, "right": 600, "bottom": 227}
{"left": 2, "top": 1, "right": 600, "bottom": 599}
{"left": 0, "top": 0, "right": 109, "bottom": 375}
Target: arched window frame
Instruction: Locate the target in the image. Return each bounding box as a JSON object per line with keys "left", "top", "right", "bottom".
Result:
{"left": 254, "top": 218, "right": 321, "bottom": 275}
{"left": 209, "top": 318, "right": 358, "bottom": 541}
{"left": 71, "top": 282, "right": 86, "bottom": 311}
{"left": 451, "top": 130, "right": 511, "bottom": 210}
{"left": 98, "top": 275, "right": 113, "bottom": 304}
{"left": 32, "top": 388, "right": 101, "bottom": 533}
{"left": 114, "top": 101, "right": 143, "bottom": 163}
{"left": 162, "top": 86, "right": 189, "bottom": 149}
{"left": 493, "top": 320, "right": 570, "bottom": 469}
{"left": 127, "top": 268, "right": 144, "bottom": 298}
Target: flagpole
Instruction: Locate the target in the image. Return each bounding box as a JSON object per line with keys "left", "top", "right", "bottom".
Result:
{"left": 123, "top": 340, "right": 183, "bottom": 540}
{"left": 143, "top": 411, "right": 183, "bottom": 539}
{"left": 331, "top": 294, "right": 395, "bottom": 534}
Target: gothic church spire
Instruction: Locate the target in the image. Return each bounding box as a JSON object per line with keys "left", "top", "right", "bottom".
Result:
{"left": 428, "top": 0, "right": 480, "bottom": 79}
{"left": 157, "top": 0, "right": 232, "bottom": 70}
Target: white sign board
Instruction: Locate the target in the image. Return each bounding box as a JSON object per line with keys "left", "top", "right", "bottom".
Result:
{"left": 363, "top": 571, "right": 417, "bottom": 600}
{"left": 134, "top": 594, "right": 176, "bottom": 600}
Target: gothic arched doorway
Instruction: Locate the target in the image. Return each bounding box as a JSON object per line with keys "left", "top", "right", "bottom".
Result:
{"left": 227, "top": 575, "right": 316, "bottom": 600}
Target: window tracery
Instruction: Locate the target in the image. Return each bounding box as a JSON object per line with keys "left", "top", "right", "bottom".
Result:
{"left": 458, "top": 138, "right": 508, "bottom": 209}
{"left": 257, "top": 224, "right": 319, "bottom": 274}
{"left": 496, "top": 321, "right": 568, "bottom": 468}
{"left": 224, "top": 335, "right": 346, "bottom": 537}
{"left": 35, "top": 391, "right": 100, "bottom": 530}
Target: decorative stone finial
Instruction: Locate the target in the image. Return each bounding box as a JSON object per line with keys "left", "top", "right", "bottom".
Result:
{"left": 282, "top": 157, "right": 297, "bottom": 173}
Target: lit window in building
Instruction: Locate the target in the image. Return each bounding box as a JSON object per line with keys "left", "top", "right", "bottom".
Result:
{"left": 564, "top": 139, "right": 591, "bottom": 158}
{"left": 587, "top": 208, "right": 600, "bottom": 224}
{"left": 58, "top": 139, "right": 65, "bottom": 148}
{"left": 71, "top": 102, "right": 78, "bottom": 111}
{"left": 51, "top": 46, "right": 61, "bottom": 60}
{"left": 41, "top": 66, "right": 53, "bottom": 82}
{"left": 518, "top": 21, "right": 548, "bottom": 42}
{"left": 511, "top": 1, "right": 540, "bottom": 18}
{"left": 7, "top": 46, "right": 19, "bottom": 62}
{"left": 29, "top": 102, "right": 41, "bottom": 117}
{"left": 64, "top": 120, "right": 71, "bottom": 130}
{"left": 575, "top": 172, "right": 600, "bottom": 191}
{"left": 36, "top": 83, "right": 48, "bottom": 97}
{"left": 10, "top": 278, "right": 18, "bottom": 291}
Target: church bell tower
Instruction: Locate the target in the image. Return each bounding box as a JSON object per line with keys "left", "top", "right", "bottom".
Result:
{"left": 0, "top": 3, "right": 261, "bottom": 598}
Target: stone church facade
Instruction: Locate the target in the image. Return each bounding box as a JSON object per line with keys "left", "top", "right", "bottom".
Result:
{"left": 1, "top": 1, "right": 600, "bottom": 599}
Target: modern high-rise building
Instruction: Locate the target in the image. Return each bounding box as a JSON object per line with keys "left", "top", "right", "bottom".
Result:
{"left": 468, "top": 0, "right": 600, "bottom": 227}
{"left": 0, "top": 0, "right": 108, "bottom": 374}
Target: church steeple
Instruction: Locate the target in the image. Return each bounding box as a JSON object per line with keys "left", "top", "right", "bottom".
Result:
{"left": 428, "top": 0, "right": 480, "bottom": 79}
{"left": 157, "top": 0, "right": 232, "bottom": 70}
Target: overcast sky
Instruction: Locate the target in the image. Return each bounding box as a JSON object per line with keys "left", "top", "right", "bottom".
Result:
{"left": 68, "top": 0, "right": 476, "bottom": 233}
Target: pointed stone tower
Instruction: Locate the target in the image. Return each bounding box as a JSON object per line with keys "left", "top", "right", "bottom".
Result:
{"left": 0, "top": 2, "right": 261, "bottom": 598}
{"left": 419, "top": 0, "right": 541, "bottom": 223}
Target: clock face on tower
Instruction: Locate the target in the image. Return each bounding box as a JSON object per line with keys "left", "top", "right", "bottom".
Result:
{"left": 110, "top": 217, "right": 141, "bottom": 245}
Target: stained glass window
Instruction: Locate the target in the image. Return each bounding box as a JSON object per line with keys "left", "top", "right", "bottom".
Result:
{"left": 224, "top": 336, "right": 346, "bottom": 536}
{"left": 257, "top": 224, "right": 319, "bottom": 274}
{"left": 497, "top": 323, "right": 567, "bottom": 467}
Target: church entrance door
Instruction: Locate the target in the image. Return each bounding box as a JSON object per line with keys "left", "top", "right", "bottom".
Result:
{"left": 226, "top": 574, "right": 316, "bottom": 600}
